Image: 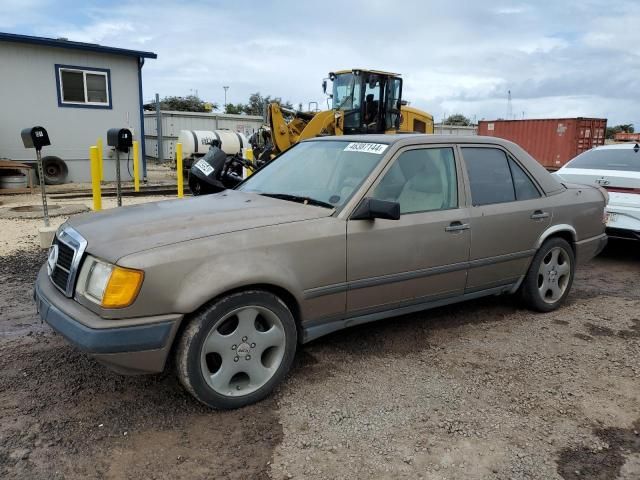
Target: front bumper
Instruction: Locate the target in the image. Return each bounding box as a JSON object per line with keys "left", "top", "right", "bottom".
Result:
{"left": 34, "top": 266, "right": 183, "bottom": 374}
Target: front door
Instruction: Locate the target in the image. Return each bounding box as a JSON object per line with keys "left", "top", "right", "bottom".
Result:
{"left": 346, "top": 146, "right": 471, "bottom": 313}
{"left": 459, "top": 146, "right": 553, "bottom": 291}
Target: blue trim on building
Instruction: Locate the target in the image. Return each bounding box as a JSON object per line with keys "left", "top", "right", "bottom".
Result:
{"left": 55, "top": 64, "right": 113, "bottom": 110}
{"left": 0, "top": 31, "right": 157, "bottom": 58}
{"left": 137, "top": 58, "right": 148, "bottom": 179}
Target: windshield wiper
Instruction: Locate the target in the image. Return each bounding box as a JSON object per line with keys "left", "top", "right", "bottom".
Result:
{"left": 260, "top": 193, "right": 335, "bottom": 209}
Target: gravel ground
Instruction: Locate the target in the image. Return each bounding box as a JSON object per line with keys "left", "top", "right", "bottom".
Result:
{"left": 0, "top": 219, "right": 638, "bottom": 479}
{"left": 0, "top": 192, "right": 175, "bottom": 255}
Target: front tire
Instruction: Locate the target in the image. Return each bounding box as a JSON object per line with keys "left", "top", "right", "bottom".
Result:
{"left": 520, "top": 237, "right": 575, "bottom": 312}
{"left": 176, "top": 290, "right": 297, "bottom": 409}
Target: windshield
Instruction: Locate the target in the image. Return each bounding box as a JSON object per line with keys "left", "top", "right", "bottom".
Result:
{"left": 238, "top": 140, "right": 388, "bottom": 208}
{"left": 332, "top": 73, "right": 361, "bottom": 111}
{"left": 566, "top": 147, "right": 640, "bottom": 172}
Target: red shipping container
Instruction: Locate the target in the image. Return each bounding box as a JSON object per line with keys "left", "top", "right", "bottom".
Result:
{"left": 477, "top": 118, "right": 607, "bottom": 170}
{"left": 613, "top": 132, "right": 640, "bottom": 142}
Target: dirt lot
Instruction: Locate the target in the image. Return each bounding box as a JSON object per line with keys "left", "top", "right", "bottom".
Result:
{"left": 0, "top": 202, "right": 638, "bottom": 479}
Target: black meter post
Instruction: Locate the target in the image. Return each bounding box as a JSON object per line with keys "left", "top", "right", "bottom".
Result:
{"left": 106, "top": 128, "right": 133, "bottom": 206}
{"left": 20, "top": 126, "right": 51, "bottom": 226}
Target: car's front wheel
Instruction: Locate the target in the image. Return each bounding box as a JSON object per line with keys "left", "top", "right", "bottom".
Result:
{"left": 521, "top": 237, "right": 575, "bottom": 312}
{"left": 176, "top": 290, "right": 297, "bottom": 409}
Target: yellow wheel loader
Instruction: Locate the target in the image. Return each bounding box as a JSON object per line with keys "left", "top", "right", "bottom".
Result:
{"left": 258, "top": 69, "right": 434, "bottom": 161}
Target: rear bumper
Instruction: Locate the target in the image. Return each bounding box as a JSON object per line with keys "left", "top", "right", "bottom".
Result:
{"left": 34, "top": 266, "right": 182, "bottom": 374}
{"left": 606, "top": 198, "right": 640, "bottom": 234}
{"left": 575, "top": 233, "right": 608, "bottom": 263}
{"left": 606, "top": 227, "right": 640, "bottom": 241}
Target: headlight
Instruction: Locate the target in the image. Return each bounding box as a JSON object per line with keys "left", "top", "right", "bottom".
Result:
{"left": 79, "top": 256, "right": 144, "bottom": 308}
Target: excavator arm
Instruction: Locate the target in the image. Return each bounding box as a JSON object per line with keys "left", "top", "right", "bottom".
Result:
{"left": 266, "top": 103, "right": 342, "bottom": 155}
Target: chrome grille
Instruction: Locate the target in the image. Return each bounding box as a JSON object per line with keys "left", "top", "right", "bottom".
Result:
{"left": 50, "top": 263, "right": 70, "bottom": 290}
{"left": 48, "top": 227, "right": 87, "bottom": 297}
{"left": 56, "top": 242, "right": 74, "bottom": 270}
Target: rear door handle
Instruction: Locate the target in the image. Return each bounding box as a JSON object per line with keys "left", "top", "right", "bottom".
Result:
{"left": 530, "top": 210, "right": 549, "bottom": 220}
{"left": 445, "top": 221, "right": 470, "bottom": 232}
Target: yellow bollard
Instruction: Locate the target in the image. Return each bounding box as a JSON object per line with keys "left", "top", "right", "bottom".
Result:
{"left": 244, "top": 147, "right": 254, "bottom": 178}
{"left": 176, "top": 142, "right": 184, "bottom": 198}
{"left": 96, "top": 137, "right": 104, "bottom": 182}
{"left": 133, "top": 140, "right": 140, "bottom": 192}
{"left": 89, "top": 146, "right": 102, "bottom": 211}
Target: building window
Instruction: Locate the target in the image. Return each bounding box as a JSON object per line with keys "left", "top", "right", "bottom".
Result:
{"left": 56, "top": 65, "right": 111, "bottom": 108}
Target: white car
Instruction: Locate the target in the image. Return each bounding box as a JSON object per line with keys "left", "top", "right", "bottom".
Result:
{"left": 556, "top": 143, "right": 640, "bottom": 241}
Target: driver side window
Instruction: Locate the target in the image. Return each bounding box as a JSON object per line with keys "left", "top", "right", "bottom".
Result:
{"left": 371, "top": 148, "right": 458, "bottom": 214}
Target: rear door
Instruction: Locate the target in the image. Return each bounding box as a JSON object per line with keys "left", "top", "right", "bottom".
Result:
{"left": 460, "top": 146, "right": 553, "bottom": 292}
{"left": 346, "top": 145, "right": 470, "bottom": 313}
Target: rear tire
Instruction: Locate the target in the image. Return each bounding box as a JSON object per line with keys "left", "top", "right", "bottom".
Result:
{"left": 175, "top": 290, "right": 297, "bottom": 409}
{"left": 520, "top": 237, "right": 575, "bottom": 312}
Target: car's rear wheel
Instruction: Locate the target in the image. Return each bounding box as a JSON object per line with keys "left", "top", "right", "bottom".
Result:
{"left": 176, "top": 290, "right": 297, "bottom": 409}
{"left": 521, "top": 237, "right": 575, "bottom": 312}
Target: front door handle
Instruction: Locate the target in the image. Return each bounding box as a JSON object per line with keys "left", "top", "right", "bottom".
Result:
{"left": 530, "top": 210, "right": 549, "bottom": 220}
{"left": 445, "top": 221, "right": 470, "bottom": 232}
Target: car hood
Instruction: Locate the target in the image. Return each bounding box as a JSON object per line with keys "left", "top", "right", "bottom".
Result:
{"left": 67, "top": 190, "right": 334, "bottom": 262}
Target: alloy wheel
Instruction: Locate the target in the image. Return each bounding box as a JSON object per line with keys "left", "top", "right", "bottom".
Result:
{"left": 200, "top": 305, "right": 286, "bottom": 397}
{"left": 537, "top": 247, "right": 571, "bottom": 304}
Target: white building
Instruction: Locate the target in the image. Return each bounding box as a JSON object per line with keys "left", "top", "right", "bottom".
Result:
{"left": 0, "top": 32, "right": 156, "bottom": 183}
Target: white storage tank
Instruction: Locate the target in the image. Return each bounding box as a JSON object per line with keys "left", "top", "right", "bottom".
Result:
{"left": 177, "top": 130, "right": 247, "bottom": 167}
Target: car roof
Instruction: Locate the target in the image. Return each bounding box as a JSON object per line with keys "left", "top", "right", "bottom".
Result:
{"left": 305, "top": 134, "right": 564, "bottom": 195}
{"left": 308, "top": 134, "right": 516, "bottom": 147}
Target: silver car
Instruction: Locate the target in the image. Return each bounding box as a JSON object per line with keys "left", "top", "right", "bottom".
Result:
{"left": 35, "top": 135, "right": 607, "bottom": 409}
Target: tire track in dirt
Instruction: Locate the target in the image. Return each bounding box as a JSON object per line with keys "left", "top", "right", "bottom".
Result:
{"left": 0, "top": 249, "right": 284, "bottom": 480}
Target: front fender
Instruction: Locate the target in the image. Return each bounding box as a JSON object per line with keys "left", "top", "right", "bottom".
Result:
{"left": 116, "top": 218, "right": 347, "bottom": 322}
{"left": 175, "top": 249, "right": 304, "bottom": 314}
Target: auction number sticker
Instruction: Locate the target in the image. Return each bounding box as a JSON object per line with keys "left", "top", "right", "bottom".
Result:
{"left": 195, "top": 159, "right": 214, "bottom": 176}
{"left": 343, "top": 142, "right": 389, "bottom": 154}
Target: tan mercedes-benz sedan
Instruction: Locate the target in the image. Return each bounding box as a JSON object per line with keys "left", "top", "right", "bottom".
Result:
{"left": 35, "top": 135, "right": 607, "bottom": 409}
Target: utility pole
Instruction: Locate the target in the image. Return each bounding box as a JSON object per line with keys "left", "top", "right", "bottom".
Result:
{"left": 507, "top": 90, "right": 513, "bottom": 120}
{"left": 223, "top": 86, "right": 229, "bottom": 109}
{"left": 155, "top": 93, "right": 163, "bottom": 163}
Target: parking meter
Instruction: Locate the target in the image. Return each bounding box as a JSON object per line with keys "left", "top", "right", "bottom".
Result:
{"left": 106, "top": 128, "right": 133, "bottom": 206}
{"left": 21, "top": 126, "right": 51, "bottom": 226}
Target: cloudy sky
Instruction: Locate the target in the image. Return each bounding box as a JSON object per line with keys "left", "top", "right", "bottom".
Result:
{"left": 2, "top": 0, "right": 639, "bottom": 125}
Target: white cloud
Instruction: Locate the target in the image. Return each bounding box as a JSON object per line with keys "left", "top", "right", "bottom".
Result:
{"left": 2, "top": 0, "right": 638, "bottom": 125}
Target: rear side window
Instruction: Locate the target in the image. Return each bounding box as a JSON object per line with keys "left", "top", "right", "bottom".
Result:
{"left": 462, "top": 148, "right": 515, "bottom": 206}
{"left": 566, "top": 148, "right": 640, "bottom": 172}
{"left": 509, "top": 158, "right": 540, "bottom": 200}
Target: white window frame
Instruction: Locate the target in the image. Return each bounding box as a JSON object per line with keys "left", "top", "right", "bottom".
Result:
{"left": 58, "top": 67, "right": 110, "bottom": 106}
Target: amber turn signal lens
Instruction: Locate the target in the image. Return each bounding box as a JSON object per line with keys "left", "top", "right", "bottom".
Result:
{"left": 101, "top": 266, "right": 144, "bottom": 308}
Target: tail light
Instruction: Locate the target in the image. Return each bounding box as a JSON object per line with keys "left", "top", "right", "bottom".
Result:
{"left": 604, "top": 186, "right": 640, "bottom": 195}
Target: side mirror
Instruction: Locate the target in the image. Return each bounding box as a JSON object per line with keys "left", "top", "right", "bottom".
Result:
{"left": 351, "top": 198, "right": 400, "bottom": 221}
{"left": 322, "top": 79, "right": 327, "bottom": 94}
